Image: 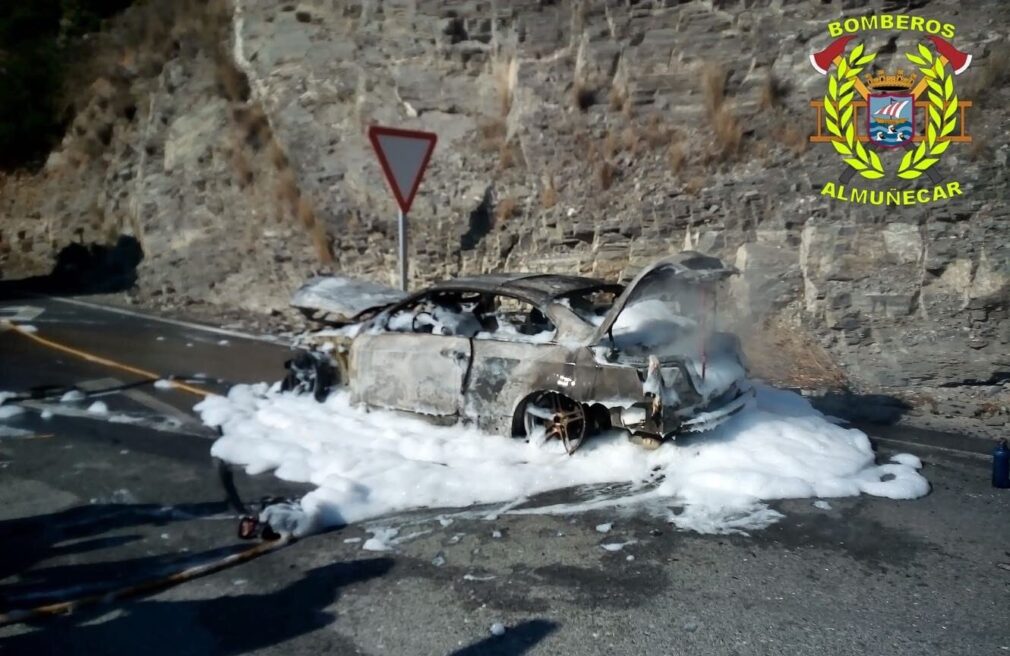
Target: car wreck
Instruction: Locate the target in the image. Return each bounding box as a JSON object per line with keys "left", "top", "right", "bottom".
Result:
{"left": 285, "top": 251, "right": 753, "bottom": 453}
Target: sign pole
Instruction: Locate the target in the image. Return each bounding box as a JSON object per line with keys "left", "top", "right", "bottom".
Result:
{"left": 398, "top": 209, "right": 408, "bottom": 291}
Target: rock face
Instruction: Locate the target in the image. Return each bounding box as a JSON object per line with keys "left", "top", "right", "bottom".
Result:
{"left": 1, "top": 0, "right": 1009, "bottom": 430}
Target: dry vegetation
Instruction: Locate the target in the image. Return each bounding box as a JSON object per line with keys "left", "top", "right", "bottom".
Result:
{"left": 643, "top": 113, "right": 673, "bottom": 148}
{"left": 494, "top": 196, "right": 518, "bottom": 225}
{"left": 608, "top": 84, "right": 628, "bottom": 113}
{"left": 701, "top": 64, "right": 742, "bottom": 160}
{"left": 759, "top": 73, "right": 787, "bottom": 111}
{"left": 667, "top": 142, "right": 686, "bottom": 174}
{"left": 540, "top": 174, "right": 559, "bottom": 209}
{"left": 683, "top": 176, "right": 705, "bottom": 196}
{"left": 494, "top": 56, "right": 516, "bottom": 117}
{"left": 621, "top": 125, "right": 640, "bottom": 155}
{"left": 773, "top": 124, "right": 808, "bottom": 156}
{"left": 597, "top": 160, "right": 616, "bottom": 190}
{"left": 54, "top": 0, "right": 337, "bottom": 265}
{"left": 478, "top": 118, "right": 506, "bottom": 153}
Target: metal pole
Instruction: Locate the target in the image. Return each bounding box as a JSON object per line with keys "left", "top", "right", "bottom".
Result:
{"left": 398, "top": 209, "right": 408, "bottom": 291}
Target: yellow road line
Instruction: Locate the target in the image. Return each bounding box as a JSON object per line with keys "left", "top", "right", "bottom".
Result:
{"left": 2, "top": 321, "right": 211, "bottom": 398}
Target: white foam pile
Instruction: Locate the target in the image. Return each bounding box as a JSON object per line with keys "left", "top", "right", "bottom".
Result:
{"left": 197, "top": 384, "right": 929, "bottom": 537}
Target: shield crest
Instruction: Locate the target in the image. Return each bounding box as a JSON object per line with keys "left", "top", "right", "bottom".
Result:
{"left": 867, "top": 94, "right": 914, "bottom": 147}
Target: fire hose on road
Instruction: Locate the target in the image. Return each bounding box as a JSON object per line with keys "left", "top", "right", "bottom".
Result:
{"left": 0, "top": 320, "right": 297, "bottom": 626}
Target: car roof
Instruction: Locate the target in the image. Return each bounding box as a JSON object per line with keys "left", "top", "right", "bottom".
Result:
{"left": 426, "top": 273, "right": 622, "bottom": 305}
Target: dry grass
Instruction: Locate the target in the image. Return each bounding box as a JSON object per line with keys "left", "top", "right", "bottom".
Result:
{"left": 759, "top": 74, "right": 787, "bottom": 111}
{"left": 297, "top": 196, "right": 335, "bottom": 265}
{"left": 494, "top": 57, "right": 516, "bottom": 117}
{"left": 275, "top": 169, "right": 300, "bottom": 217}
{"left": 232, "top": 105, "right": 270, "bottom": 152}
{"left": 701, "top": 64, "right": 727, "bottom": 114}
{"left": 267, "top": 140, "right": 289, "bottom": 170}
{"left": 310, "top": 220, "right": 334, "bottom": 265}
{"left": 541, "top": 175, "right": 559, "bottom": 209}
{"left": 216, "top": 56, "right": 251, "bottom": 103}
{"left": 296, "top": 197, "right": 316, "bottom": 229}
{"left": 495, "top": 196, "right": 519, "bottom": 225}
{"left": 478, "top": 118, "right": 507, "bottom": 154}
{"left": 712, "top": 107, "right": 742, "bottom": 159}
{"left": 642, "top": 113, "right": 674, "bottom": 149}
{"left": 622, "top": 125, "right": 640, "bottom": 155}
{"left": 231, "top": 149, "right": 253, "bottom": 187}
{"left": 602, "top": 131, "right": 619, "bottom": 160}
{"left": 498, "top": 141, "right": 516, "bottom": 169}
{"left": 608, "top": 84, "right": 628, "bottom": 113}
{"left": 776, "top": 124, "right": 808, "bottom": 156}
{"left": 683, "top": 176, "right": 705, "bottom": 196}
{"left": 667, "top": 142, "right": 686, "bottom": 174}
{"left": 700, "top": 64, "right": 742, "bottom": 160}
{"left": 597, "top": 160, "right": 616, "bottom": 190}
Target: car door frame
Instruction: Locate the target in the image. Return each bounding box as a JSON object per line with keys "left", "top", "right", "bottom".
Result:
{"left": 349, "top": 292, "right": 473, "bottom": 416}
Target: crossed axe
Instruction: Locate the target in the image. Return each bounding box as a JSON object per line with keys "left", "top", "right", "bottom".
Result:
{"left": 810, "top": 35, "right": 972, "bottom": 183}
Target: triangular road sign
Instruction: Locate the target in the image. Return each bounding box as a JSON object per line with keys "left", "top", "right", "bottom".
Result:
{"left": 368, "top": 126, "right": 437, "bottom": 214}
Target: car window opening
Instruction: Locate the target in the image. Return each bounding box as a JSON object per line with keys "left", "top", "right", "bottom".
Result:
{"left": 556, "top": 287, "right": 621, "bottom": 327}
{"left": 384, "top": 291, "right": 556, "bottom": 343}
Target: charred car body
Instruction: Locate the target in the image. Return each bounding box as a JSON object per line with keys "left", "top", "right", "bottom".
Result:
{"left": 285, "top": 251, "right": 753, "bottom": 453}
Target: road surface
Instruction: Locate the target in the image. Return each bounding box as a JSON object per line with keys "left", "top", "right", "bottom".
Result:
{"left": 0, "top": 295, "right": 1007, "bottom": 655}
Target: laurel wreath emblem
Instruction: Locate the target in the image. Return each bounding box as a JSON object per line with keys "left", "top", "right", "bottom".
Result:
{"left": 823, "top": 43, "right": 883, "bottom": 179}
{"left": 898, "top": 43, "right": 958, "bottom": 179}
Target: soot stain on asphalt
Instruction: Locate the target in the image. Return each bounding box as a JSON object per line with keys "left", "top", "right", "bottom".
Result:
{"left": 530, "top": 562, "right": 668, "bottom": 608}
{"left": 394, "top": 551, "right": 666, "bottom": 613}
{"left": 751, "top": 500, "right": 931, "bottom": 570}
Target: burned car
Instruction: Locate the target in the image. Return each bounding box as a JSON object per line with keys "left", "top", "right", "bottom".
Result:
{"left": 284, "top": 251, "right": 753, "bottom": 453}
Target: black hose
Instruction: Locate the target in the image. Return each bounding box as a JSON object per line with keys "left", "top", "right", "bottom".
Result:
{"left": 216, "top": 456, "right": 249, "bottom": 515}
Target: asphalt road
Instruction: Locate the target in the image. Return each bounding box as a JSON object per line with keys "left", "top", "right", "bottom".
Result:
{"left": 0, "top": 295, "right": 1007, "bottom": 655}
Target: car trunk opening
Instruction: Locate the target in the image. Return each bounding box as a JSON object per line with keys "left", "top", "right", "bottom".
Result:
{"left": 592, "top": 252, "right": 744, "bottom": 405}
{"left": 593, "top": 253, "right": 736, "bottom": 359}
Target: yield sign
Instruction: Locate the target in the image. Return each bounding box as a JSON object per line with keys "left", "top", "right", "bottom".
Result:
{"left": 367, "top": 126, "right": 437, "bottom": 214}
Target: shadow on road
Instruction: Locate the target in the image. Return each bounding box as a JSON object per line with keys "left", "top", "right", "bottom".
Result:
{"left": 809, "top": 389, "right": 912, "bottom": 425}
{"left": 0, "top": 234, "right": 143, "bottom": 302}
{"left": 4, "top": 557, "right": 394, "bottom": 655}
{"left": 450, "top": 619, "right": 559, "bottom": 656}
{"left": 0, "top": 501, "right": 229, "bottom": 610}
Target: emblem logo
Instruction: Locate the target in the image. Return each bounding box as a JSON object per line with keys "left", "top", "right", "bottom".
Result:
{"left": 808, "top": 18, "right": 974, "bottom": 206}
{"left": 866, "top": 71, "right": 915, "bottom": 148}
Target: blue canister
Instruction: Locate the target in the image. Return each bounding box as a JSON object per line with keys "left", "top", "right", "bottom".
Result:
{"left": 994, "top": 439, "right": 1010, "bottom": 489}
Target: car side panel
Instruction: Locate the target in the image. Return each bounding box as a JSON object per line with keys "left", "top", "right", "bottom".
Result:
{"left": 463, "top": 339, "right": 600, "bottom": 434}
{"left": 580, "top": 354, "right": 646, "bottom": 404}
{"left": 350, "top": 332, "right": 471, "bottom": 416}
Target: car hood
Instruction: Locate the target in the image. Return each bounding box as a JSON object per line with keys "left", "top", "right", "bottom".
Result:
{"left": 291, "top": 276, "right": 408, "bottom": 322}
{"left": 590, "top": 251, "right": 738, "bottom": 345}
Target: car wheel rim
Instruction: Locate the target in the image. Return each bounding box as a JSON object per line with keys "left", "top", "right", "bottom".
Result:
{"left": 524, "top": 392, "right": 587, "bottom": 455}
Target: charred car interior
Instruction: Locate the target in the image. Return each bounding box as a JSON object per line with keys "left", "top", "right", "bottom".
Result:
{"left": 285, "top": 251, "right": 753, "bottom": 453}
